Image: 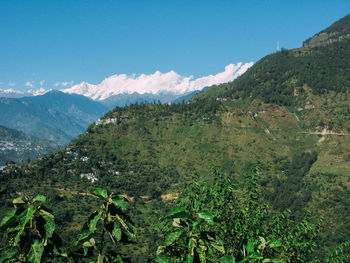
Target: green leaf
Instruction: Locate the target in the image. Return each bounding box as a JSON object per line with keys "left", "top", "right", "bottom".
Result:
{"left": 172, "top": 218, "right": 182, "bottom": 228}
{"left": 0, "top": 246, "right": 20, "bottom": 263}
{"left": 248, "top": 251, "right": 263, "bottom": 260}
{"left": 27, "top": 240, "right": 45, "bottom": 263}
{"left": 246, "top": 239, "right": 255, "bottom": 254}
{"left": 153, "top": 255, "right": 172, "bottom": 263}
{"left": 197, "top": 211, "right": 214, "bottom": 225}
{"left": 83, "top": 238, "right": 95, "bottom": 248}
{"left": 268, "top": 239, "right": 283, "bottom": 248}
{"left": 90, "top": 188, "right": 108, "bottom": 199}
{"left": 0, "top": 208, "right": 17, "bottom": 231}
{"left": 262, "top": 259, "right": 283, "bottom": 263}
{"left": 39, "top": 209, "right": 55, "bottom": 238}
{"left": 76, "top": 229, "right": 93, "bottom": 244}
{"left": 164, "top": 230, "right": 182, "bottom": 246}
{"left": 97, "top": 254, "right": 104, "bottom": 263}
{"left": 89, "top": 211, "right": 103, "bottom": 232}
{"left": 193, "top": 219, "right": 203, "bottom": 229}
{"left": 112, "top": 222, "right": 122, "bottom": 242}
{"left": 18, "top": 205, "right": 35, "bottom": 228}
{"left": 258, "top": 236, "right": 267, "bottom": 250}
{"left": 164, "top": 207, "right": 190, "bottom": 219}
{"left": 12, "top": 197, "right": 25, "bottom": 204}
{"left": 186, "top": 254, "right": 194, "bottom": 263}
{"left": 32, "top": 195, "right": 46, "bottom": 203}
{"left": 113, "top": 198, "right": 127, "bottom": 211}
{"left": 219, "top": 255, "right": 236, "bottom": 263}
{"left": 14, "top": 229, "right": 24, "bottom": 245}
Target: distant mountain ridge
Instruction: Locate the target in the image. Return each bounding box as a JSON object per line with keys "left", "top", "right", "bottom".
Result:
{"left": 0, "top": 91, "right": 108, "bottom": 145}
{"left": 61, "top": 63, "right": 253, "bottom": 102}
{"left": 0, "top": 88, "right": 49, "bottom": 98}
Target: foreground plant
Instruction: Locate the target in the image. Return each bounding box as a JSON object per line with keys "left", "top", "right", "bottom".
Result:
{"left": 0, "top": 195, "right": 64, "bottom": 263}
{"left": 72, "top": 188, "right": 136, "bottom": 262}
{"left": 154, "top": 167, "right": 326, "bottom": 262}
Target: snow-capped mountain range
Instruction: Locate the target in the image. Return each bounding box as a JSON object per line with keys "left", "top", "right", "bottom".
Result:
{"left": 0, "top": 62, "right": 253, "bottom": 105}
{"left": 61, "top": 62, "right": 253, "bottom": 101}
{"left": 0, "top": 88, "right": 50, "bottom": 98}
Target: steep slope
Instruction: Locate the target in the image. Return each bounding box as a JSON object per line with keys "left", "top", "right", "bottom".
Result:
{"left": 1, "top": 15, "right": 350, "bottom": 261}
{"left": 0, "top": 125, "right": 59, "bottom": 165}
{"left": 194, "top": 19, "right": 350, "bottom": 132}
{"left": 0, "top": 91, "right": 108, "bottom": 144}
{"left": 303, "top": 14, "right": 350, "bottom": 46}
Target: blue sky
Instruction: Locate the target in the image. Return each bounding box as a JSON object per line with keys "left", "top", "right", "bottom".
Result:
{"left": 1, "top": 0, "right": 350, "bottom": 91}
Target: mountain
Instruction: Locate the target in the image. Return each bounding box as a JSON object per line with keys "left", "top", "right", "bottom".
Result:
{"left": 194, "top": 16, "right": 350, "bottom": 132}
{"left": 0, "top": 91, "right": 108, "bottom": 145}
{"left": 0, "top": 124, "right": 59, "bottom": 165}
{"left": 303, "top": 14, "right": 350, "bottom": 46}
{"left": 61, "top": 63, "right": 253, "bottom": 104}
{"left": 1, "top": 15, "right": 350, "bottom": 261}
{"left": 0, "top": 88, "right": 49, "bottom": 98}
{"left": 100, "top": 91, "right": 185, "bottom": 108}
{"left": 171, "top": 87, "right": 209, "bottom": 103}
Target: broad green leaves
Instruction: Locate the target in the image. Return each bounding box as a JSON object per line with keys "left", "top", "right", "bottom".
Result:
{"left": 0, "top": 247, "right": 20, "bottom": 263}
{"left": 0, "top": 208, "right": 17, "bottom": 231}
{"left": 91, "top": 187, "right": 108, "bottom": 199}
{"left": 198, "top": 211, "right": 214, "bottom": 226}
{"left": 74, "top": 188, "right": 136, "bottom": 262}
{"left": 27, "top": 240, "right": 45, "bottom": 263}
{"left": 0, "top": 195, "right": 62, "bottom": 262}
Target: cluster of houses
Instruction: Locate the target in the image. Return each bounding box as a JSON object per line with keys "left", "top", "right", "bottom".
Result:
{"left": 95, "top": 116, "right": 130, "bottom": 126}
{"left": 79, "top": 173, "right": 98, "bottom": 183}
{"left": 0, "top": 140, "right": 43, "bottom": 152}
{"left": 216, "top": 97, "right": 230, "bottom": 102}
{"left": 65, "top": 150, "right": 89, "bottom": 162}
{"left": 0, "top": 163, "right": 17, "bottom": 173}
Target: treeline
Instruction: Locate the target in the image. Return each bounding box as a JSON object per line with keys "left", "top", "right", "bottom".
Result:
{"left": 195, "top": 37, "right": 350, "bottom": 107}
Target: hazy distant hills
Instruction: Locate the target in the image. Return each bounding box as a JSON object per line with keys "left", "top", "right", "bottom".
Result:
{"left": 0, "top": 90, "right": 108, "bottom": 145}
{"left": 0, "top": 124, "right": 59, "bottom": 165}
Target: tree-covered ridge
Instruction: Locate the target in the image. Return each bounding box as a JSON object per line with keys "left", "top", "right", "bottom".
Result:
{"left": 303, "top": 14, "right": 350, "bottom": 46}
{"left": 193, "top": 33, "right": 350, "bottom": 133}
{"left": 194, "top": 35, "right": 350, "bottom": 105}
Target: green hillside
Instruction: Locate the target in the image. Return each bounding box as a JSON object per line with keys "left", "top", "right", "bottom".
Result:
{"left": 1, "top": 15, "right": 350, "bottom": 261}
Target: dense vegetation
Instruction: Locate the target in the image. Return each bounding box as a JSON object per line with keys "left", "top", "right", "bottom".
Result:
{"left": 2, "top": 14, "right": 350, "bottom": 262}
{"left": 1, "top": 169, "right": 349, "bottom": 262}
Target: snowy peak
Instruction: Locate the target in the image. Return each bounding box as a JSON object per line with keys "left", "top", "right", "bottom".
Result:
{"left": 61, "top": 62, "right": 253, "bottom": 101}
{"left": 0, "top": 88, "right": 50, "bottom": 98}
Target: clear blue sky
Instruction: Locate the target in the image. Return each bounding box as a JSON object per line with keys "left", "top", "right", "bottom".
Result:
{"left": 1, "top": 0, "right": 350, "bottom": 91}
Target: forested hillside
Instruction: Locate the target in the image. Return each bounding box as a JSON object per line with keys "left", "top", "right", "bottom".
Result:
{"left": 1, "top": 14, "right": 350, "bottom": 262}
